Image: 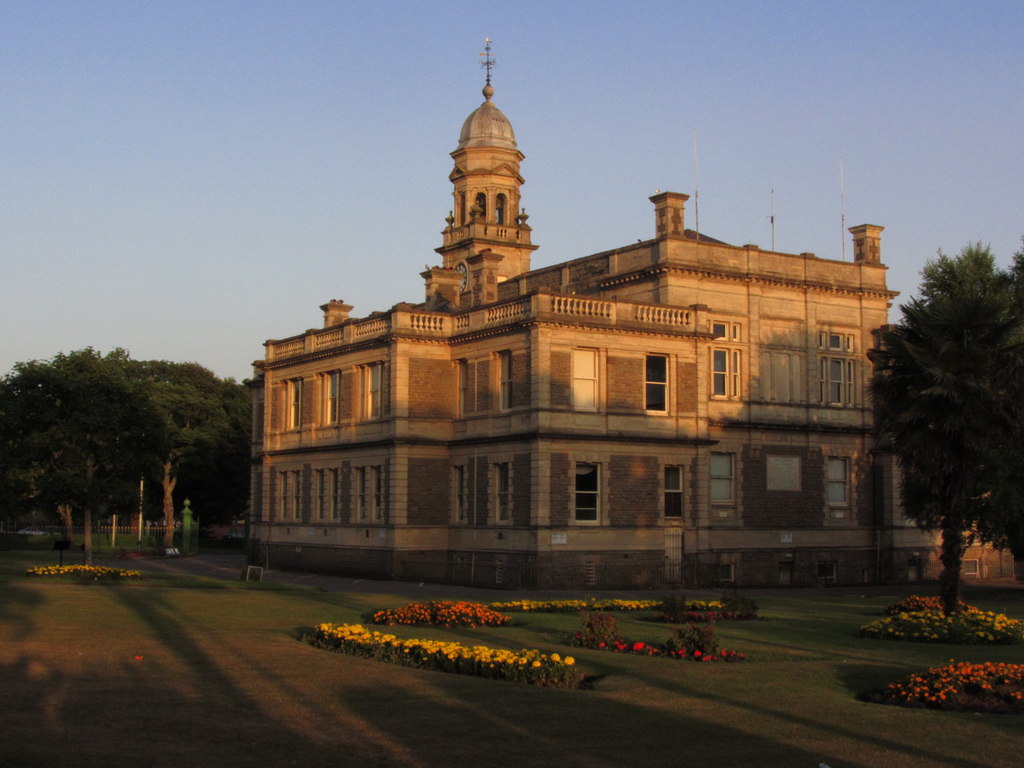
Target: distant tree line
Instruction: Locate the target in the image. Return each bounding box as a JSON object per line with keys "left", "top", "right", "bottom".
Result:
{"left": 0, "top": 349, "right": 250, "bottom": 563}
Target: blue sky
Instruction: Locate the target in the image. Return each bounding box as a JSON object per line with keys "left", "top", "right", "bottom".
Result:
{"left": 3, "top": 0, "right": 1022, "bottom": 381}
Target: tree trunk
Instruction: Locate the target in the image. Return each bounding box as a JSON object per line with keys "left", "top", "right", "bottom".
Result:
{"left": 82, "top": 506, "right": 93, "bottom": 566}
{"left": 162, "top": 461, "right": 177, "bottom": 549}
{"left": 56, "top": 503, "right": 74, "bottom": 540}
{"left": 938, "top": 511, "right": 968, "bottom": 615}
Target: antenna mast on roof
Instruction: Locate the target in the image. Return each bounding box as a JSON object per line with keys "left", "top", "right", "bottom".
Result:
{"left": 692, "top": 129, "right": 701, "bottom": 243}
{"left": 839, "top": 158, "right": 847, "bottom": 261}
{"left": 770, "top": 188, "right": 776, "bottom": 251}
{"left": 480, "top": 38, "right": 495, "bottom": 85}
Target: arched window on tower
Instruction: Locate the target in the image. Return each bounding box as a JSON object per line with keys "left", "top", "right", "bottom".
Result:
{"left": 495, "top": 194, "right": 507, "bottom": 225}
{"left": 474, "top": 192, "right": 487, "bottom": 221}
{"left": 459, "top": 192, "right": 466, "bottom": 225}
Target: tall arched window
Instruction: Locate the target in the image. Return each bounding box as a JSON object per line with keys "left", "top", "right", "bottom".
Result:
{"left": 458, "top": 192, "right": 466, "bottom": 224}
{"left": 495, "top": 194, "right": 507, "bottom": 225}
{"left": 474, "top": 192, "right": 487, "bottom": 220}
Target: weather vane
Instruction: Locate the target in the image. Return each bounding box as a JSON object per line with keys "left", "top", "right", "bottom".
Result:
{"left": 479, "top": 38, "right": 495, "bottom": 85}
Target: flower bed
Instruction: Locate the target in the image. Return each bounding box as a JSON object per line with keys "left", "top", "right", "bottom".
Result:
{"left": 884, "top": 595, "right": 975, "bottom": 615}
{"left": 860, "top": 608, "right": 1024, "bottom": 644}
{"left": 370, "top": 601, "right": 510, "bottom": 627}
{"left": 310, "top": 623, "right": 582, "bottom": 687}
{"left": 569, "top": 611, "right": 746, "bottom": 662}
{"left": 866, "top": 661, "right": 1024, "bottom": 713}
{"left": 486, "top": 599, "right": 660, "bottom": 613}
{"left": 25, "top": 565, "right": 142, "bottom": 582}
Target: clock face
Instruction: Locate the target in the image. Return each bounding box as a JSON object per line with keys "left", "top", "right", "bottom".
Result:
{"left": 455, "top": 262, "right": 468, "bottom": 291}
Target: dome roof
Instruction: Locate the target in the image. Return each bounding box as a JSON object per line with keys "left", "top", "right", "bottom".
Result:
{"left": 456, "top": 85, "right": 517, "bottom": 151}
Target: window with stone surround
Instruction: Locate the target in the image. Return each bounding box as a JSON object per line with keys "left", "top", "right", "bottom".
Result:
{"left": 497, "top": 352, "right": 512, "bottom": 411}
{"left": 362, "top": 363, "right": 384, "bottom": 420}
{"left": 493, "top": 462, "right": 511, "bottom": 522}
{"left": 664, "top": 466, "right": 683, "bottom": 518}
{"left": 574, "top": 463, "right": 600, "bottom": 523}
{"left": 827, "top": 457, "right": 850, "bottom": 516}
{"left": 711, "top": 348, "right": 741, "bottom": 399}
{"left": 285, "top": 378, "right": 303, "bottom": 430}
{"left": 572, "top": 348, "right": 599, "bottom": 411}
{"left": 356, "top": 465, "right": 383, "bottom": 521}
{"left": 321, "top": 371, "right": 341, "bottom": 425}
{"left": 710, "top": 453, "right": 735, "bottom": 513}
{"left": 645, "top": 354, "right": 668, "bottom": 412}
{"left": 819, "top": 357, "right": 855, "bottom": 406}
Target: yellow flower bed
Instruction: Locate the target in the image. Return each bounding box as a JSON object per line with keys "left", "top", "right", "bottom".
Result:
{"left": 371, "top": 600, "right": 510, "bottom": 627}
{"left": 487, "top": 599, "right": 662, "bottom": 613}
{"left": 311, "top": 623, "right": 583, "bottom": 688}
{"left": 26, "top": 565, "right": 142, "bottom": 582}
{"left": 860, "top": 608, "right": 1024, "bottom": 644}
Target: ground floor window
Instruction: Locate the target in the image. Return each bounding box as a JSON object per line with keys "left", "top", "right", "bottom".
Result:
{"left": 574, "top": 463, "right": 599, "bottom": 522}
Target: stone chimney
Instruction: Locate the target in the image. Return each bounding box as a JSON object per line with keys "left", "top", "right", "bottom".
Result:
{"left": 649, "top": 191, "right": 690, "bottom": 239}
{"left": 849, "top": 224, "right": 884, "bottom": 265}
{"left": 320, "top": 300, "right": 354, "bottom": 328}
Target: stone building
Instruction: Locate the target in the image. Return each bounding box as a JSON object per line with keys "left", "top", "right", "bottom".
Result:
{"left": 248, "top": 78, "right": 1012, "bottom": 588}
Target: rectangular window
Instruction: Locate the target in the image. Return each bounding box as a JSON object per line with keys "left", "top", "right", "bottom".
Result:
{"left": 322, "top": 371, "right": 340, "bottom": 424}
{"left": 827, "top": 457, "right": 850, "bottom": 508}
{"left": 279, "top": 471, "right": 290, "bottom": 519}
{"left": 819, "top": 357, "right": 855, "bottom": 406}
{"left": 712, "top": 321, "right": 742, "bottom": 341}
{"left": 494, "top": 463, "right": 510, "bottom": 522}
{"left": 963, "top": 559, "right": 980, "bottom": 577}
{"left": 315, "top": 469, "right": 327, "bottom": 520}
{"left": 716, "top": 563, "right": 735, "bottom": 583}
{"left": 356, "top": 467, "right": 369, "bottom": 520}
{"left": 664, "top": 466, "right": 683, "bottom": 518}
{"left": 453, "top": 465, "right": 468, "bottom": 522}
{"left": 363, "top": 363, "right": 383, "bottom": 420}
{"left": 709, "top": 453, "right": 735, "bottom": 503}
{"left": 498, "top": 352, "right": 512, "bottom": 411}
{"left": 291, "top": 470, "right": 302, "bottom": 521}
{"left": 331, "top": 469, "right": 342, "bottom": 520}
{"left": 286, "top": 379, "right": 303, "bottom": 429}
{"left": 819, "top": 331, "right": 854, "bottom": 352}
{"left": 574, "top": 463, "right": 600, "bottom": 522}
{"left": 766, "top": 456, "right": 801, "bottom": 492}
{"left": 712, "top": 348, "right": 741, "bottom": 398}
{"left": 572, "top": 348, "right": 599, "bottom": 411}
{"left": 372, "top": 465, "right": 383, "bottom": 521}
{"left": 645, "top": 354, "right": 668, "bottom": 412}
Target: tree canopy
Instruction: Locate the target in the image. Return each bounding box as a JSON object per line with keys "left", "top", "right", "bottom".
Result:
{"left": 871, "top": 243, "right": 1024, "bottom": 613}
{"left": 0, "top": 349, "right": 251, "bottom": 555}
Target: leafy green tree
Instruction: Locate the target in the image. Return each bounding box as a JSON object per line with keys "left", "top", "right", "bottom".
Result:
{"left": 0, "top": 349, "right": 161, "bottom": 563}
{"left": 133, "top": 361, "right": 249, "bottom": 546}
{"left": 174, "top": 376, "right": 251, "bottom": 526}
{"left": 871, "top": 244, "right": 1024, "bottom": 614}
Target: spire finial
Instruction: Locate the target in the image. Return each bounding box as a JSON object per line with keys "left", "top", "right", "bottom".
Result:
{"left": 479, "top": 38, "right": 495, "bottom": 101}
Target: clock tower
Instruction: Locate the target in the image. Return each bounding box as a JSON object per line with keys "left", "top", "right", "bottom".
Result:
{"left": 433, "top": 41, "right": 537, "bottom": 308}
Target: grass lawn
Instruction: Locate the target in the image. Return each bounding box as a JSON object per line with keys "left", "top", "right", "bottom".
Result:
{"left": 2, "top": 551, "right": 1022, "bottom": 768}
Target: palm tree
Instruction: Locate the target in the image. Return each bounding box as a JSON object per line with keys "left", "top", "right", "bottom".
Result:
{"left": 871, "top": 246, "right": 1024, "bottom": 614}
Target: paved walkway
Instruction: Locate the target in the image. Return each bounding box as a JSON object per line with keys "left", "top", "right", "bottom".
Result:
{"left": 125, "top": 551, "right": 1024, "bottom": 600}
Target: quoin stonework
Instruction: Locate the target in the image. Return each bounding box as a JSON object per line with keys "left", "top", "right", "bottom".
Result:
{"left": 249, "top": 72, "right": 1013, "bottom": 589}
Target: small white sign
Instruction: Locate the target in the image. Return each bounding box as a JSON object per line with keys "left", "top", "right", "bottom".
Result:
{"left": 551, "top": 532, "right": 567, "bottom": 545}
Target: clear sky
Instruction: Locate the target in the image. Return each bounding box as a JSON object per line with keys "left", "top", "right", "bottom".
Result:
{"left": 3, "top": 0, "right": 1021, "bottom": 382}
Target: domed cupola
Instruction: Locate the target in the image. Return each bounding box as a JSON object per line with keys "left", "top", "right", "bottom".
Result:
{"left": 456, "top": 84, "right": 518, "bottom": 151}
{"left": 432, "top": 40, "right": 538, "bottom": 308}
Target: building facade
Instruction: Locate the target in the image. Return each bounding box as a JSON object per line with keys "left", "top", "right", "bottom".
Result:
{"left": 248, "top": 80, "right": 1013, "bottom": 588}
